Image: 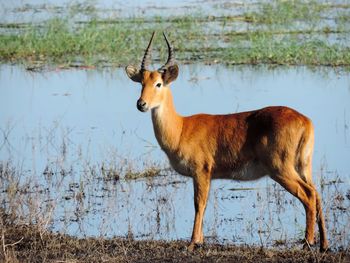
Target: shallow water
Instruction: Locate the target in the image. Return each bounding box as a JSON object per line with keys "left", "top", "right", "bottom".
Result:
{"left": 0, "top": 0, "right": 257, "bottom": 23}
{"left": 1, "top": 64, "right": 350, "bottom": 249}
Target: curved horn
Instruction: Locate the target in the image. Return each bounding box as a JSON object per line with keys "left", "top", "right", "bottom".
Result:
{"left": 159, "top": 32, "right": 175, "bottom": 71}
{"left": 141, "top": 31, "right": 155, "bottom": 71}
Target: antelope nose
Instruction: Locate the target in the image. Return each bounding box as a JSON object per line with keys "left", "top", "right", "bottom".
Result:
{"left": 137, "top": 99, "right": 148, "bottom": 112}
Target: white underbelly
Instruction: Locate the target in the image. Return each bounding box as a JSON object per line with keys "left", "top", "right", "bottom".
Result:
{"left": 212, "top": 162, "right": 267, "bottom": 181}
{"left": 166, "top": 151, "right": 267, "bottom": 181}
{"left": 168, "top": 157, "right": 193, "bottom": 177}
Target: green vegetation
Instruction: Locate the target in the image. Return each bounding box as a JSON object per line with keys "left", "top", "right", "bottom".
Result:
{"left": 0, "top": 0, "right": 350, "bottom": 68}
{"left": 243, "top": 0, "right": 323, "bottom": 24}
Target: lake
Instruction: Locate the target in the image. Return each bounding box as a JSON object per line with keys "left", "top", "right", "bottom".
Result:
{"left": 1, "top": 64, "right": 349, "bottom": 249}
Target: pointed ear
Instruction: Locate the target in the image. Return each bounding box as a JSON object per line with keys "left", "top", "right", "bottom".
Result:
{"left": 125, "top": 65, "right": 142, "bottom": 83}
{"left": 161, "top": 64, "right": 179, "bottom": 86}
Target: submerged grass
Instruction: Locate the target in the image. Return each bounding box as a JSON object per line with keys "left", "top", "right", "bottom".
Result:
{"left": 125, "top": 166, "right": 162, "bottom": 180}
{"left": 1, "top": 0, "right": 350, "bottom": 68}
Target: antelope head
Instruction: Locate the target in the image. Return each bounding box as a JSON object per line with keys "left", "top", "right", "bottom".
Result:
{"left": 125, "top": 32, "right": 179, "bottom": 112}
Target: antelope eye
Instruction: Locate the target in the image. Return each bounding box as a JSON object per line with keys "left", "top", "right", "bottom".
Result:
{"left": 156, "top": 83, "right": 162, "bottom": 88}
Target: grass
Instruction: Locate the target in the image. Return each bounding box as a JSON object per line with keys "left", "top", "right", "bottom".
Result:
{"left": 243, "top": 0, "right": 323, "bottom": 24}
{"left": 1, "top": 219, "right": 349, "bottom": 263}
{"left": 124, "top": 166, "right": 162, "bottom": 180}
{"left": 0, "top": 0, "right": 350, "bottom": 68}
{"left": 223, "top": 37, "right": 350, "bottom": 66}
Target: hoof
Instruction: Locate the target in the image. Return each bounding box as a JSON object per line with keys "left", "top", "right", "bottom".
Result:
{"left": 320, "top": 246, "right": 331, "bottom": 253}
{"left": 302, "top": 241, "right": 315, "bottom": 251}
{"left": 320, "top": 240, "right": 330, "bottom": 253}
{"left": 187, "top": 243, "right": 203, "bottom": 252}
{"left": 187, "top": 243, "right": 195, "bottom": 252}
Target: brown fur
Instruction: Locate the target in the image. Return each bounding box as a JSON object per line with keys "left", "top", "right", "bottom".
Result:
{"left": 126, "top": 65, "right": 328, "bottom": 252}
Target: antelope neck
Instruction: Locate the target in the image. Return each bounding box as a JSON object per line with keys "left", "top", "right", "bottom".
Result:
{"left": 151, "top": 87, "right": 183, "bottom": 153}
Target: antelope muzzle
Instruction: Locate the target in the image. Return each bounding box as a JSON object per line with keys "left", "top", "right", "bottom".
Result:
{"left": 137, "top": 98, "right": 148, "bottom": 112}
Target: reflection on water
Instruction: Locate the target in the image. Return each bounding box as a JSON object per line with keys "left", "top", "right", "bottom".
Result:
{"left": 0, "top": 64, "right": 349, "bottom": 249}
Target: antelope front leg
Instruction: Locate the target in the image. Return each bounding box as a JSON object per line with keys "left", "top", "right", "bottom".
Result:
{"left": 188, "top": 170, "right": 211, "bottom": 251}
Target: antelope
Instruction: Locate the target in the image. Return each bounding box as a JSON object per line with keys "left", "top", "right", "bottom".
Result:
{"left": 125, "top": 32, "right": 329, "bottom": 252}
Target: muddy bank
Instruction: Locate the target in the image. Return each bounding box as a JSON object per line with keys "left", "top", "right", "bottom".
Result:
{"left": 1, "top": 221, "right": 349, "bottom": 263}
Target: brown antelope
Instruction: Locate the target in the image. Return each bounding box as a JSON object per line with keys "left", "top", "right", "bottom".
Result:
{"left": 125, "top": 32, "right": 329, "bottom": 252}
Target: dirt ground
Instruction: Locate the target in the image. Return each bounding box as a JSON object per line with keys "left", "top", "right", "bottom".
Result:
{"left": 1, "top": 222, "right": 349, "bottom": 263}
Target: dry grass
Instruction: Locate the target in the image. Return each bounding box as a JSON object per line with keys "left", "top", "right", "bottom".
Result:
{"left": 1, "top": 214, "right": 349, "bottom": 263}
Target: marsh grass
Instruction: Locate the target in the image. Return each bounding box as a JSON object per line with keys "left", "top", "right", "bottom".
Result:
{"left": 225, "top": 37, "right": 350, "bottom": 66}
{"left": 243, "top": 0, "right": 323, "bottom": 24}
{"left": 0, "top": 0, "right": 350, "bottom": 68}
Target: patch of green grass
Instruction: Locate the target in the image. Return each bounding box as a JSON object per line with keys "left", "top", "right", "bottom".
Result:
{"left": 0, "top": 18, "right": 141, "bottom": 65}
{"left": 223, "top": 35, "right": 350, "bottom": 66}
{"left": 0, "top": 0, "right": 350, "bottom": 68}
{"left": 243, "top": 0, "right": 323, "bottom": 25}
{"left": 0, "top": 16, "right": 204, "bottom": 66}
